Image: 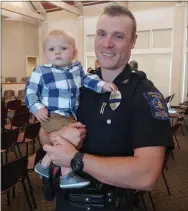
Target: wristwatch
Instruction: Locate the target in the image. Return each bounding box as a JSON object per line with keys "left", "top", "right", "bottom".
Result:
{"left": 71, "top": 152, "right": 84, "bottom": 172}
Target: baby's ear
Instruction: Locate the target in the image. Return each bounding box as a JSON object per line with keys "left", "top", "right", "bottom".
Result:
{"left": 73, "top": 49, "right": 78, "bottom": 59}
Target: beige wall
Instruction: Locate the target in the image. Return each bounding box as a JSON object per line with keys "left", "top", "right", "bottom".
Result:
{"left": 2, "top": 20, "right": 39, "bottom": 82}
{"left": 1, "top": 1, "right": 187, "bottom": 103}
{"left": 83, "top": 2, "right": 187, "bottom": 104}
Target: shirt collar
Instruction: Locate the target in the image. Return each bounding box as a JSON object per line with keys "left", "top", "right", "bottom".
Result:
{"left": 96, "top": 64, "right": 132, "bottom": 86}
{"left": 43, "top": 61, "right": 80, "bottom": 71}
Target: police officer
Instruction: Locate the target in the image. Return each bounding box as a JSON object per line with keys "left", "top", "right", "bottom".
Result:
{"left": 43, "top": 3, "right": 173, "bottom": 211}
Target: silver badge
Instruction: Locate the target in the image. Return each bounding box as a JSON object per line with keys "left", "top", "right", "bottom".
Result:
{"left": 109, "top": 90, "right": 122, "bottom": 111}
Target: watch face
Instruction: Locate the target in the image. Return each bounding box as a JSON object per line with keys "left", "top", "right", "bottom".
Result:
{"left": 71, "top": 159, "right": 83, "bottom": 172}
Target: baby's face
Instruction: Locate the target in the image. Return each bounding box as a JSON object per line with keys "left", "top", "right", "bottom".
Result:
{"left": 44, "top": 35, "right": 76, "bottom": 67}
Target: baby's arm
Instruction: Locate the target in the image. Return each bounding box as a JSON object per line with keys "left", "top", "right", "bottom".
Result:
{"left": 80, "top": 65, "right": 117, "bottom": 93}
{"left": 25, "top": 67, "right": 49, "bottom": 122}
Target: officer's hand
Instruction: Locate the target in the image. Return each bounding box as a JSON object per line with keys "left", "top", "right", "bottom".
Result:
{"left": 103, "top": 82, "right": 118, "bottom": 92}
{"left": 50, "top": 122, "right": 86, "bottom": 148}
{"left": 43, "top": 137, "right": 78, "bottom": 167}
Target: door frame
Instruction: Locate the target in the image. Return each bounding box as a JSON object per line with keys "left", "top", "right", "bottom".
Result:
{"left": 25, "top": 55, "right": 39, "bottom": 76}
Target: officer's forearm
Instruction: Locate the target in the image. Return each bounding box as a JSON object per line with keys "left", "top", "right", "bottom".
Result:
{"left": 83, "top": 147, "right": 165, "bottom": 191}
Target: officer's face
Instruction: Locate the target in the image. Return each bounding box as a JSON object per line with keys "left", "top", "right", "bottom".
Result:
{"left": 95, "top": 15, "right": 137, "bottom": 71}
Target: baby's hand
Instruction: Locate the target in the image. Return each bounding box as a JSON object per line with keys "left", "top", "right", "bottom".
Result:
{"left": 103, "top": 82, "right": 118, "bottom": 92}
{"left": 35, "top": 107, "right": 49, "bottom": 122}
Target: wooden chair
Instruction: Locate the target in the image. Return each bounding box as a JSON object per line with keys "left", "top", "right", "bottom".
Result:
{"left": 171, "top": 122, "right": 181, "bottom": 149}
{"left": 6, "top": 100, "right": 22, "bottom": 119}
{"left": 1, "top": 156, "right": 37, "bottom": 210}
{"left": 17, "top": 122, "right": 41, "bottom": 156}
{"left": 21, "top": 77, "right": 29, "bottom": 82}
{"left": 161, "top": 149, "right": 174, "bottom": 195}
{"left": 17, "top": 89, "right": 26, "bottom": 104}
{"left": 5, "top": 77, "right": 17, "bottom": 82}
{"left": 4, "top": 90, "right": 16, "bottom": 103}
{"left": 1, "top": 129, "right": 21, "bottom": 165}
{"left": 15, "top": 105, "right": 30, "bottom": 115}
{"left": 4, "top": 112, "right": 30, "bottom": 131}
{"left": 1, "top": 101, "right": 7, "bottom": 132}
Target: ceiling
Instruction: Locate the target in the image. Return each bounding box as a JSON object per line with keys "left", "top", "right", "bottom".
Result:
{"left": 31, "top": 1, "right": 109, "bottom": 13}
{"left": 1, "top": 1, "right": 110, "bottom": 22}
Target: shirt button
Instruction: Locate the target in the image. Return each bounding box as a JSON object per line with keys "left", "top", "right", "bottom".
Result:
{"left": 107, "top": 119, "right": 111, "bottom": 124}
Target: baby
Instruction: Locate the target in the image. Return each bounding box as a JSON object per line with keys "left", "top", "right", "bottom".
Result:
{"left": 25, "top": 29, "right": 117, "bottom": 189}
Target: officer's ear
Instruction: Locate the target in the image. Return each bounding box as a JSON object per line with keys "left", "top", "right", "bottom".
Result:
{"left": 131, "top": 34, "right": 137, "bottom": 49}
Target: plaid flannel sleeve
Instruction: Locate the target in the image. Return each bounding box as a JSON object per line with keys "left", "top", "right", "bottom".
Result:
{"left": 80, "top": 66, "right": 106, "bottom": 93}
{"left": 25, "top": 67, "right": 45, "bottom": 114}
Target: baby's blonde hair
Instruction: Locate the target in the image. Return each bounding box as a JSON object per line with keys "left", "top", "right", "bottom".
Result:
{"left": 43, "top": 29, "right": 76, "bottom": 50}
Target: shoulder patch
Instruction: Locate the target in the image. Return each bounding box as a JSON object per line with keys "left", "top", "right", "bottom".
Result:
{"left": 143, "top": 92, "right": 169, "bottom": 120}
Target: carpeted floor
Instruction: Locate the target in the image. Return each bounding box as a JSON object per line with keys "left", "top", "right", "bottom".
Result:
{"left": 1, "top": 119, "right": 188, "bottom": 211}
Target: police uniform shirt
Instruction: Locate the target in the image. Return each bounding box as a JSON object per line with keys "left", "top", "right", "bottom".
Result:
{"left": 55, "top": 64, "right": 173, "bottom": 211}
{"left": 77, "top": 64, "right": 173, "bottom": 157}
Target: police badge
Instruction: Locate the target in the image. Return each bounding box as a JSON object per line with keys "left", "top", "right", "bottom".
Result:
{"left": 109, "top": 90, "right": 122, "bottom": 111}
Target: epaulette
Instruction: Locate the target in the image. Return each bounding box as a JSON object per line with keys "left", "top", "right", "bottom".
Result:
{"left": 131, "top": 70, "right": 147, "bottom": 80}
{"left": 131, "top": 70, "right": 155, "bottom": 88}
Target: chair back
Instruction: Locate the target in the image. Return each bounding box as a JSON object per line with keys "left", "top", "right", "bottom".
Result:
{"left": 11, "top": 113, "right": 30, "bottom": 129}
{"left": 15, "top": 105, "right": 29, "bottom": 115}
{"left": 6, "top": 100, "right": 21, "bottom": 111}
{"left": 1, "top": 102, "right": 7, "bottom": 129}
{"left": 5, "top": 77, "right": 17, "bottom": 83}
{"left": 21, "top": 77, "right": 29, "bottom": 82}
{"left": 24, "top": 122, "right": 41, "bottom": 140}
{"left": 169, "top": 93, "right": 175, "bottom": 102}
{"left": 1, "top": 130, "right": 19, "bottom": 151}
{"left": 171, "top": 123, "right": 181, "bottom": 134}
{"left": 4, "top": 90, "right": 15, "bottom": 98}
{"left": 165, "top": 95, "right": 171, "bottom": 103}
{"left": 18, "top": 89, "right": 25, "bottom": 97}
{"left": 1, "top": 156, "right": 28, "bottom": 193}
{"left": 184, "top": 107, "right": 188, "bottom": 116}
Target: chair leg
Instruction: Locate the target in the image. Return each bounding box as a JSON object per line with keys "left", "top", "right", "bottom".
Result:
{"left": 1, "top": 153, "right": 4, "bottom": 165}
{"left": 171, "top": 151, "right": 174, "bottom": 160}
{"left": 7, "top": 190, "right": 11, "bottom": 206}
{"left": 26, "top": 174, "right": 37, "bottom": 209}
{"left": 183, "top": 119, "right": 188, "bottom": 132}
{"left": 16, "top": 144, "right": 22, "bottom": 157}
{"left": 26, "top": 143, "right": 29, "bottom": 156}
{"left": 6, "top": 151, "right": 8, "bottom": 163}
{"left": 21, "top": 181, "right": 33, "bottom": 211}
{"left": 140, "top": 195, "right": 147, "bottom": 211}
{"left": 12, "top": 186, "right": 16, "bottom": 198}
{"left": 162, "top": 171, "right": 171, "bottom": 195}
{"left": 148, "top": 192, "right": 156, "bottom": 211}
{"left": 32, "top": 140, "right": 35, "bottom": 154}
{"left": 180, "top": 124, "right": 184, "bottom": 136}
{"left": 173, "top": 133, "right": 180, "bottom": 149}
{"left": 165, "top": 164, "right": 168, "bottom": 170}
{"left": 13, "top": 146, "right": 19, "bottom": 158}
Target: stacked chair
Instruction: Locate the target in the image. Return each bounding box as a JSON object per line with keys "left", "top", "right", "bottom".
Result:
{"left": 3, "top": 90, "right": 16, "bottom": 104}
{"left": 1, "top": 99, "right": 40, "bottom": 210}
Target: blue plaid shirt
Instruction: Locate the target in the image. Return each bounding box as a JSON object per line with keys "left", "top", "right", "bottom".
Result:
{"left": 25, "top": 61, "right": 105, "bottom": 118}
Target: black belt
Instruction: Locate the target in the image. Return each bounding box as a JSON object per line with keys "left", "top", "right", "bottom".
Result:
{"left": 66, "top": 183, "right": 136, "bottom": 210}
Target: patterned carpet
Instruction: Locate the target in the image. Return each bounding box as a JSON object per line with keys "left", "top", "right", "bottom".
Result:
{"left": 1, "top": 119, "right": 188, "bottom": 211}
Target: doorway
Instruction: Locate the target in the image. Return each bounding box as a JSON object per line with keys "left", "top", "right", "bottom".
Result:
{"left": 26, "top": 56, "right": 38, "bottom": 77}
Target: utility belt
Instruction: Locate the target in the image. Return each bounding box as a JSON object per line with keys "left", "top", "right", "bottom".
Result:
{"left": 47, "top": 166, "right": 137, "bottom": 210}
{"left": 59, "top": 182, "right": 136, "bottom": 210}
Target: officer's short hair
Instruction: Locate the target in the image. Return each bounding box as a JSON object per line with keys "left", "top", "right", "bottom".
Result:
{"left": 101, "top": 3, "right": 137, "bottom": 39}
